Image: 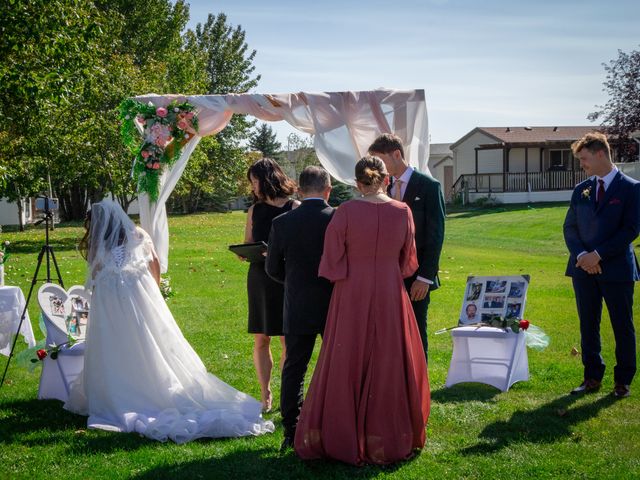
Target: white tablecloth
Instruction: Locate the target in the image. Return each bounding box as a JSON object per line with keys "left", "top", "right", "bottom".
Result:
{"left": 0, "top": 286, "right": 35, "bottom": 356}
{"left": 445, "top": 326, "right": 529, "bottom": 391}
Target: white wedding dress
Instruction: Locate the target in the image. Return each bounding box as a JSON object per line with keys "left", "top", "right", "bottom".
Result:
{"left": 64, "top": 200, "right": 273, "bottom": 443}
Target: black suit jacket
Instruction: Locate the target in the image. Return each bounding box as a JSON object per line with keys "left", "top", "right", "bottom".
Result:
{"left": 265, "top": 199, "right": 335, "bottom": 335}
{"left": 392, "top": 169, "right": 446, "bottom": 289}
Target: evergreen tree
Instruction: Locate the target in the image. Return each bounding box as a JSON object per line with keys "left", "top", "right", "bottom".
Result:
{"left": 249, "top": 123, "right": 282, "bottom": 159}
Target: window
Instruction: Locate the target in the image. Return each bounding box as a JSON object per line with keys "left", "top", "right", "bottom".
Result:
{"left": 549, "top": 149, "right": 572, "bottom": 170}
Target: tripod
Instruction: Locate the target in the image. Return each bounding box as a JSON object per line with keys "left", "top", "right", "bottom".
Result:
{"left": 0, "top": 200, "right": 64, "bottom": 389}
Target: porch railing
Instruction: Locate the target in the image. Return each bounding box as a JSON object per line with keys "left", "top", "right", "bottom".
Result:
{"left": 452, "top": 170, "right": 588, "bottom": 197}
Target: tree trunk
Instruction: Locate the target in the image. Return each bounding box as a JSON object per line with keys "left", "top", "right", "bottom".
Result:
{"left": 16, "top": 199, "right": 24, "bottom": 232}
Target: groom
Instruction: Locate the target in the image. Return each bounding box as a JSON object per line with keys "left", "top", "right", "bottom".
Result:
{"left": 564, "top": 132, "right": 640, "bottom": 398}
{"left": 265, "top": 166, "right": 335, "bottom": 451}
{"left": 369, "top": 133, "right": 445, "bottom": 360}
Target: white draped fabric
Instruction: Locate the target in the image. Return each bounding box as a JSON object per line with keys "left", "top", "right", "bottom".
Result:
{"left": 132, "top": 89, "right": 429, "bottom": 272}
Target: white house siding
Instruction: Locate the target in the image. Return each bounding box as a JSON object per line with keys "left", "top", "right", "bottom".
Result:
{"left": 453, "top": 131, "right": 499, "bottom": 178}
{"left": 428, "top": 155, "right": 454, "bottom": 200}
{"left": 468, "top": 190, "right": 572, "bottom": 204}
{"left": 0, "top": 199, "right": 32, "bottom": 226}
{"left": 507, "top": 148, "right": 542, "bottom": 173}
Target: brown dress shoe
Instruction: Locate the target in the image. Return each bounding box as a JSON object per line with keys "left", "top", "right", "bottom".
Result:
{"left": 570, "top": 379, "right": 601, "bottom": 395}
{"left": 613, "top": 384, "right": 630, "bottom": 398}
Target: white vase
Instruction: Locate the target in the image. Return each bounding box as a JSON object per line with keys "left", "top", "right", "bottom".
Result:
{"left": 0, "top": 264, "right": 4, "bottom": 287}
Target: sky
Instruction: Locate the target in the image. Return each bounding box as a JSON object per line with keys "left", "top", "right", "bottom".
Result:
{"left": 185, "top": 0, "right": 638, "bottom": 145}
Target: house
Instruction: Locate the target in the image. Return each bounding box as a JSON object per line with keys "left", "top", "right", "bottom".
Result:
{"left": 448, "top": 126, "right": 625, "bottom": 204}
{"left": 0, "top": 198, "right": 34, "bottom": 227}
{"left": 427, "top": 143, "right": 454, "bottom": 201}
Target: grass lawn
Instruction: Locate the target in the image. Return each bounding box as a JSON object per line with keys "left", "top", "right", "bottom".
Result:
{"left": 1, "top": 203, "right": 639, "bottom": 479}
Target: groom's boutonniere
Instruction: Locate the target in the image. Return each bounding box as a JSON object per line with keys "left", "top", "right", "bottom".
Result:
{"left": 582, "top": 186, "right": 591, "bottom": 200}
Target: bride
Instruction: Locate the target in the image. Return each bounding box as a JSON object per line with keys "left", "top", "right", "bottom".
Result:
{"left": 64, "top": 199, "right": 274, "bottom": 443}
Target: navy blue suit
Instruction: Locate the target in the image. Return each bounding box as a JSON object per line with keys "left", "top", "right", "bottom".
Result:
{"left": 563, "top": 171, "right": 640, "bottom": 385}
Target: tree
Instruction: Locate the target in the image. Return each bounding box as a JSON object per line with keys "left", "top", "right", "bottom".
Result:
{"left": 588, "top": 46, "right": 640, "bottom": 161}
{"left": 0, "top": 0, "right": 193, "bottom": 220}
{"left": 281, "top": 133, "right": 319, "bottom": 180}
{"left": 329, "top": 179, "right": 354, "bottom": 206}
{"left": 0, "top": 0, "right": 117, "bottom": 222}
{"left": 249, "top": 123, "right": 282, "bottom": 158}
{"left": 171, "top": 14, "right": 261, "bottom": 213}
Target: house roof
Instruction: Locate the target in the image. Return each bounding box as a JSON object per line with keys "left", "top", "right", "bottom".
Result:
{"left": 451, "top": 126, "right": 602, "bottom": 150}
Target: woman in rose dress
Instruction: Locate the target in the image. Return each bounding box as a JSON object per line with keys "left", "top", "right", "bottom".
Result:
{"left": 294, "top": 155, "right": 430, "bottom": 465}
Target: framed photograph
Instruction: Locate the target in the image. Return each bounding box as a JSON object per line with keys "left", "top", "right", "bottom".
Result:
{"left": 466, "top": 282, "right": 483, "bottom": 301}
{"left": 49, "top": 295, "right": 65, "bottom": 316}
{"left": 460, "top": 302, "right": 480, "bottom": 325}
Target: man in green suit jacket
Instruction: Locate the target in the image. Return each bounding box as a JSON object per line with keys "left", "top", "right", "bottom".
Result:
{"left": 369, "top": 133, "right": 446, "bottom": 360}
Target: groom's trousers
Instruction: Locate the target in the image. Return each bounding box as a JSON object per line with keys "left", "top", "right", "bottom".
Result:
{"left": 572, "top": 276, "right": 637, "bottom": 385}
{"left": 281, "top": 333, "right": 320, "bottom": 439}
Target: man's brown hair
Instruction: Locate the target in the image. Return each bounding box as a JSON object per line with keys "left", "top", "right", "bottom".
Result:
{"left": 571, "top": 132, "right": 611, "bottom": 160}
{"left": 368, "top": 133, "right": 405, "bottom": 159}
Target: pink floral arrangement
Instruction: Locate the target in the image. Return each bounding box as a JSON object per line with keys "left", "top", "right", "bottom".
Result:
{"left": 119, "top": 99, "right": 199, "bottom": 201}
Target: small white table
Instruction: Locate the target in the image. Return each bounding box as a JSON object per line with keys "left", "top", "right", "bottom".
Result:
{"left": 445, "top": 326, "right": 529, "bottom": 392}
{"left": 0, "top": 286, "right": 36, "bottom": 356}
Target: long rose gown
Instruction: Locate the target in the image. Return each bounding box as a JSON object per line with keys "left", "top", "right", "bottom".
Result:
{"left": 294, "top": 199, "right": 430, "bottom": 465}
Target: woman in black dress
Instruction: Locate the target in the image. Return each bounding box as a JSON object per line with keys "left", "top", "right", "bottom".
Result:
{"left": 244, "top": 158, "right": 299, "bottom": 412}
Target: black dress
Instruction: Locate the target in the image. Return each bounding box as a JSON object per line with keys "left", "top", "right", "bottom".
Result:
{"left": 247, "top": 200, "right": 294, "bottom": 335}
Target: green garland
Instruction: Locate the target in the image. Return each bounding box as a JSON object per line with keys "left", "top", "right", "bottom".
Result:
{"left": 119, "top": 99, "right": 199, "bottom": 201}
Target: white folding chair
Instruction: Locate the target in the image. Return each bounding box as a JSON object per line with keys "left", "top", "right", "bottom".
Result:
{"left": 37, "top": 284, "right": 89, "bottom": 402}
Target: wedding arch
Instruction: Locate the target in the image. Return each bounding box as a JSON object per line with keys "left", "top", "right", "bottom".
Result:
{"left": 123, "top": 88, "right": 430, "bottom": 272}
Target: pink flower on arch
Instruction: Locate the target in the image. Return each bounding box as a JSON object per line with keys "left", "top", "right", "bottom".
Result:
{"left": 156, "top": 107, "right": 168, "bottom": 118}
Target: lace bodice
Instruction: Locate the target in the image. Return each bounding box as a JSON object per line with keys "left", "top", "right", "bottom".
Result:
{"left": 90, "top": 228, "right": 155, "bottom": 288}
{"left": 112, "top": 244, "right": 127, "bottom": 268}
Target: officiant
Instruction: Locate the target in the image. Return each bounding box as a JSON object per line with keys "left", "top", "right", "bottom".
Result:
{"left": 244, "top": 158, "right": 299, "bottom": 412}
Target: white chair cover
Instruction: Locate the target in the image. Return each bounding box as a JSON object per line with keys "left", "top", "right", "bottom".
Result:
{"left": 445, "top": 326, "right": 529, "bottom": 392}
{"left": 37, "top": 283, "right": 88, "bottom": 402}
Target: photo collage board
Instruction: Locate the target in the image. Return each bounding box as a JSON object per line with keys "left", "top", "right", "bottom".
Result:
{"left": 46, "top": 293, "right": 90, "bottom": 340}
{"left": 458, "top": 275, "right": 530, "bottom": 326}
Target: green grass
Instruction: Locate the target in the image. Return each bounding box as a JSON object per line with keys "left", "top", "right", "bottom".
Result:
{"left": 1, "top": 204, "right": 639, "bottom": 479}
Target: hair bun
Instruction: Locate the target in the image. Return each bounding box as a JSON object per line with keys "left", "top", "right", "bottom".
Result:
{"left": 355, "top": 155, "right": 387, "bottom": 186}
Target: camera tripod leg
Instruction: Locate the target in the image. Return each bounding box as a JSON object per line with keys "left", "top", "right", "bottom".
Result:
{"left": 48, "top": 247, "right": 65, "bottom": 289}
{"left": 0, "top": 245, "right": 60, "bottom": 389}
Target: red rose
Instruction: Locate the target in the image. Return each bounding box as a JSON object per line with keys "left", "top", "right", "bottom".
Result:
{"left": 519, "top": 319, "right": 530, "bottom": 330}
{"left": 36, "top": 349, "right": 48, "bottom": 360}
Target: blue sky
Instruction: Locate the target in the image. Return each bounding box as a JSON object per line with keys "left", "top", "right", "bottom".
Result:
{"left": 186, "top": 0, "right": 638, "bottom": 144}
